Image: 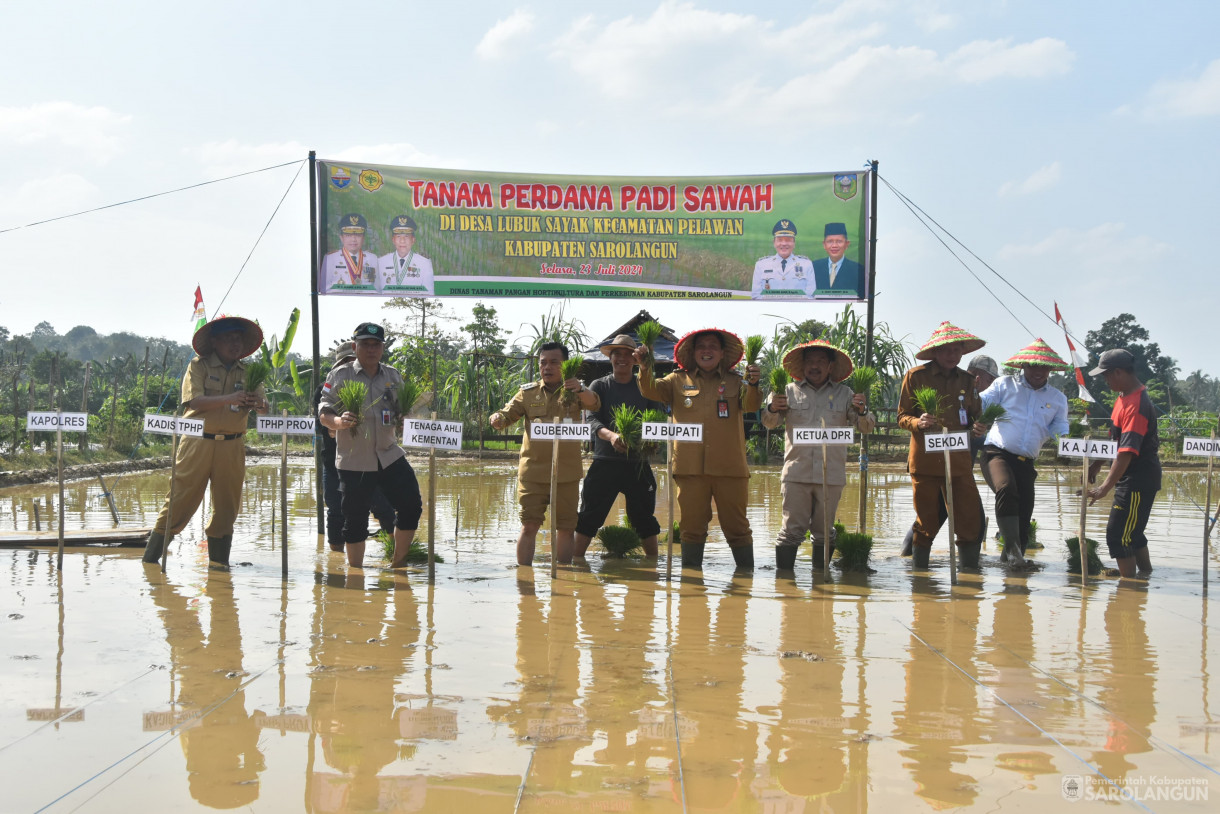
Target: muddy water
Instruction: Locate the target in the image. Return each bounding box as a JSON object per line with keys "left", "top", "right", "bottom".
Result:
{"left": 1, "top": 460, "right": 1217, "bottom": 811}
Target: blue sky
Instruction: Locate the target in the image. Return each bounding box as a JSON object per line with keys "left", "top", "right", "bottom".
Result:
{"left": 2, "top": 0, "right": 1216, "bottom": 376}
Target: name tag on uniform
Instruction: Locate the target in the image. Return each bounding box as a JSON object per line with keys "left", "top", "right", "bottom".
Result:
{"left": 717, "top": 399, "right": 729, "bottom": 419}
{"left": 382, "top": 409, "right": 392, "bottom": 426}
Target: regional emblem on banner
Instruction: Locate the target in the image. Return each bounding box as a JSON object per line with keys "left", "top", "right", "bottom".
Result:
{"left": 330, "top": 166, "right": 352, "bottom": 189}
{"left": 833, "top": 174, "right": 857, "bottom": 201}
{"left": 358, "top": 169, "right": 384, "bottom": 192}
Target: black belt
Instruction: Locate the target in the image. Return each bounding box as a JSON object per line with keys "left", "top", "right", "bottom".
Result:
{"left": 984, "top": 444, "right": 1029, "bottom": 462}
{"left": 202, "top": 431, "right": 246, "bottom": 441}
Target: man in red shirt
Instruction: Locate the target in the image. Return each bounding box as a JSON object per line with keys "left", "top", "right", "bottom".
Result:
{"left": 1087, "top": 349, "right": 1160, "bottom": 579}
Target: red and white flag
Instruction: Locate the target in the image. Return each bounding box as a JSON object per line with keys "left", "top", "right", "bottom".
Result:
{"left": 1054, "top": 302, "right": 1094, "bottom": 402}
{"left": 192, "top": 286, "right": 207, "bottom": 331}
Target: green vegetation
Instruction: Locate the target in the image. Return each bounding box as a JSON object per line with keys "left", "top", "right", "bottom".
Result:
{"left": 744, "top": 335, "right": 765, "bottom": 367}
{"left": 844, "top": 365, "right": 877, "bottom": 396}
{"left": 376, "top": 530, "right": 443, "bottom": 563}
{"left": 635, "top": 320, "right": 663, "bottom": 366}
{"left": 913, "top": 387, "right": 943, "bottom": 419}
{"left": 337, "top": 381, "right": 368, "bottom": 426}
{"left": 396, "top": 380, "right": 422, "bottom": 416}
{"left": 978, "top": 403, "right": 1009, "bottom": 425}
{"left": 769, "top": 367, "right": 789, "bottom": 396}
{"left": 559, "top": 355, "right": 585, "bottom": 407}
{"left": 596, "top": 525, "right": 643, "bottom": 558}
{"left": 611, "top": 403, "right": 643, "bottom": 453}
{"left": 243, "top": 360, "right": 270, "bottom": 395}
{"left": 1065, "top": 536, "right": 1103, "bottom": 576}
{"left": 832, "top": 520, "right": 874, "bottom": 572}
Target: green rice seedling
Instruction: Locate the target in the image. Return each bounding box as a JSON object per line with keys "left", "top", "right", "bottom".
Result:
{"left": 395, "top": 380, "right": 421, "bottom": 417}
{"left": 913, "top": 386, "right": 943, "bottom": 420}
{"left": 978, "top": 403, "right": 1009, "bottom": 425}
{"left": 376, "top": 530, "right": 443, "bottom": 563}
{"left": 338, "top": 380, "right": 368, "bottom": 431}
{"left": 597, "top": 525, "right": 643, "bottom": 558}
{"left": 243, "top": 360, "right": 270, "bottom": 395}
{"left": 769, "top": 367, "right": 789, "bottom": 397}
{"left": 611, "top": 403, "right": 643, "bottom": 452}
{"left": 1025, "top": 518, "right": 1043, "bottom": 549}
{"left": 1065, "top": 536, "right": 1103, "bottom": 576}
{"left": 833, "top": 530, "right": 875, "bottom": 572}
{"left": 635, "top": 321, "right": 663, "bottom": 366}
{"left": 640, "top": 408, "right": 667, "bottom": 456}
{"left": 559, "top": 355, "right": 585, "bottom": 407}
{"left": 744, "top": 335, "right": 765, "bottom": 366}
{"left": 844, "top": 365, "right": 877, "bottom": 395}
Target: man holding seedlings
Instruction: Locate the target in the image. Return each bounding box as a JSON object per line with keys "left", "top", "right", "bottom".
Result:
{"left": 897, "top": 322, "right": 988, "bottom": 570}
{"left": 142, "top": 315, "right": 268, "bottom": 568}
{"left": 491, "top": 341, "right": 600, "bottom": 566}
{"left": 573, "top": 334, "right": 667, "bottom": 559}
{"left": 979, "top": 340, "right": 1071, "bottom": 569}
{"left": 762, "top": 340, "right": 874, "bottom": 571}
{"left": 318, "top": 322, "right": 422, "bottom": 569}
{"left": 634, "top": 328, "right": 762, "bottom": 570}
{"left": 1086, "top": 349, "right": 1161, "bottom": 579}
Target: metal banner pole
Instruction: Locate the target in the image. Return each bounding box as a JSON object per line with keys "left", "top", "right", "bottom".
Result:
{"left": 941, "top": 427, "right": 957, "bottom": 586}
{"left": 429, "top": 411, "right": 438, "bottom": 582}
{"left": 549, "top": 416, "right": 560, "bottom": 580}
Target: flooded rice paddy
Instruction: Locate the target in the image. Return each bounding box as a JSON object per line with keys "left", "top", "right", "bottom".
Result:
{"left": 1, "top": 458, "right": 1217, "bottom": 812}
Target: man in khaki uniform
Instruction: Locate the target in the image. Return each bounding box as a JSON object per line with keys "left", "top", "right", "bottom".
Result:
{"left": 762, "top": 340, "right": 875, "bottom": 571}
{"left": 143, "top": 316, "right": 268, "bottom": 568}
{"left": 897, "top": 321, "right": 988, "bottom": 570}
{"left": 319, "top": 322, "right": 423, "bottom": 569}
{"left": 634, "top": 328, "right": 762, "bottom": 570}
{"left": 491, "top": 341, "right": 600, "bottom": 566}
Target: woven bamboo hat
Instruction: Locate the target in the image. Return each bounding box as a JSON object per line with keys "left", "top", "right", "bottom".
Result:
{"left": 192, "top": 315, "right": 262, "bottom": 359}
{"left": 782, "top": 340, "right": 854, "bottom": 382}
{"left": 673, "top": 328, "right": 744, "bottom": 372}
{"left": 598, "top": 334, "right": 638, "bottom": 356}
{"left": 914, "top": 321, "right": 985, "bottom": 361}
{"left": 1004, "top": 338, "right": 1070, "bottom": 370}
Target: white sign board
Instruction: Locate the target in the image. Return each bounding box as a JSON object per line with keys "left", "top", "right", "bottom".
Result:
{"left": 402, "top": 418, "right": 464, "bottom": 450}
{"left": 642, "top": 421, "right": 703, "bottom": 442}
{"left": 792, "top": 426, "right": 855, "bottom": 445}
{"left": 1182, "top": 437, "right": 1220, "bottom": 457}
{"left": 257, "top": 415, "right": 317, "bottom": 436}
{"left": 143, "top": 414, "right": 205, "bottom": 438}
{"left": 1057, "top": 437, "right": 1118, "bottom": 460}
{"left": 26, "top": 412, "right": 89, "bottom": 432}
{"left": 924, "top": 432, "right": 968, "bottom": 453}
{"left": 530, "top": 421, "right": 589, "bottom": 441}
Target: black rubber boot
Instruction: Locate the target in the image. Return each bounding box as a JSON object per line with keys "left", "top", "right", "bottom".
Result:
{"left": 958, "top": 542, "right": 981, "bottom": 571}
{"left": 681, "top": 543, "right": 705, "bottom": 569}
{"left": 775, "top": 545, "right": 798, "bottom": 571}
{"left": 207, "top": 535, "right": 232, "bottom": 567}
{"left": 996, "top": 516, "right": 1026, "bottom": 567}
{"left": 900, "top": 525, "right": 915, "bottom": 557}
{"left": 731, "top": 546, "right": 754, "bottom": 571}
{"left": 912, "top": 545, "right": 931, "bottom": 569}
{"left": 142, "top": 531, "right": 166, "bottom": 564}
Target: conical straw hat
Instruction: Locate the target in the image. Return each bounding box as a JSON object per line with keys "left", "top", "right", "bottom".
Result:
{"left": 1004, "top": 338, "right": 1070, "bottom": 370}
{"left": 914, "top": 321, "right": 985, "bottom": 361}
{"left": 673, "top": 328, "right": 744, "bottom": 372}
{"left": 781, "top": 340, "right": 854, "bottom": 382}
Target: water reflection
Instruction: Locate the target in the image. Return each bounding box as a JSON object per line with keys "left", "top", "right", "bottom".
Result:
{"left": 1091, "top": 587, "right": 1155, "bottom": 784}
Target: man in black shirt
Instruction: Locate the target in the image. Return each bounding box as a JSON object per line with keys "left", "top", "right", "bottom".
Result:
{"left": 573, "top": 334, "right": 667, "bottom": 558}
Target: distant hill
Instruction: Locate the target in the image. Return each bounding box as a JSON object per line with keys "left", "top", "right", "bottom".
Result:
{"left": 3, "top": 322, "right": 196, "bottom": 368}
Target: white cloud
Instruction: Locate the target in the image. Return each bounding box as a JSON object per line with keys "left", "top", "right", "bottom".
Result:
{"left": 332, "top": 143, "right": 444, "bottom": 168}
{"left": 0, "top": 102, "right": 131, "bottom": 163}
{"left": 549, "top": 2, "right": 1074, "bottom": 123}
{"left": 189, "top": 140, "right": 443, "bottom": 177}
{"left": 947, "top": 37, "right": 1074, "bottom": 82}
{"left": 1140, "top": 58, "right": 1220, "bottom": 118}
{"left": 475, "top": 9, "right": 537, "bottom": 60}
{"left": 998, "top": 161, "right": 1062, "bottom": 196}
{"left": 0, "top": 173, "right": 101, "bottom": 224}
{"left": 997, "top": 223, "right": 1170, "bottom": 273}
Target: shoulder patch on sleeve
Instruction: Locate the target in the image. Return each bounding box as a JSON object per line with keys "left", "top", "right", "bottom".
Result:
{"left": 520, "top": 382, "right": 539, "bottom": 391}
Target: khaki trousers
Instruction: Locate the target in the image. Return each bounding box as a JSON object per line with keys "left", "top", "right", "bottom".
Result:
{"left": 153, "top": 436, "right": 246, "bottom": 538}
{"left": 776, "top": 482, "right": 844, "bottom": 547}
{"left": 673, "top": 475, "right": 751, "bottom": 548}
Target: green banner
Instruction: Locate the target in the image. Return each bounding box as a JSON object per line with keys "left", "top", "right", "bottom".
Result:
{"left": 316, "top": 161, "right": 870, "bottom": 301}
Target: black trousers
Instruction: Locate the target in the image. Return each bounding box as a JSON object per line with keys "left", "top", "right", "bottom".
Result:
{"left": 575, "top": 457, "right": 662, "bottom": 538}
{"left": 339, "top": 457, "right": 423, "bottom": 544}
{"left": 981, "top": 445, "right": 1037, "bottom": 547}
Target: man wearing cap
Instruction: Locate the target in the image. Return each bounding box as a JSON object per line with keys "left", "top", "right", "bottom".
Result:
{"left": 491, "top": 342, "right": 600, "bottom": 567}
{"left": 897, "top": 322, "right": 988, "bottom": 570}
{"left": 318, "top": 322, "right": 423, "bottom": 568}
{"left": 762, "top": 341, "right": 875, "bottom": 571}
{"left": 316, "top": 341, "right": 396, "bottom": 553}
{"left": 142, "top": 316, "right": 269, "bottom": 568}
{"left": 750, "top": 220, "right": 811, "bottom": 299}
{"left": 810, "top": 223, "right": 864, "bottom": 299}
{"left": 1086, "top": 349, "right": 1160, "bottom": 579}
{"left": 319, "top": 213, "right": 378, "bottom": 294}
{"left": 634, "top": 329, "right": 762, "bottom": 570}
{"left": 573, "top": 335, "right": 667, "bottom": 559}
{"left": 900, "top": 353, "right": 998, "bottom": 556}
{"left": 377, "top": 215, "right": 435, "bottom": 295}
{"left": 978, "top": 340, "right": 1071, "bottom": 568}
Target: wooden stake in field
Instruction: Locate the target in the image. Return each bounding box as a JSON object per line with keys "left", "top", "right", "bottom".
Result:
{"left": 1204, "top": 430, "right": 1214, "bottom": 596}
{"left": 666, "top": 416, "right": 675, "bottom": 582}
{"left": 549, "top": 416, "right": 560, "bottom": 580}
{"left": 1078, "top": 437, "right": 1090, "bottom": 587}
{"left": 56, "top": 407, "right": 65, "bottom": 572}
{"left": 821, "top": 418, "right": 831, "bottom": 582}
{"left": 161, "top": 408, "right": 181, "bottom": 575}
{"left": 940, "top": 427, "right": 958, "bottom": 586}
{"left": 280, "top": 408, "right": 289, "bottom": 580}
{"left": 428, "top": 411, "right": 438, "bottom": 582}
